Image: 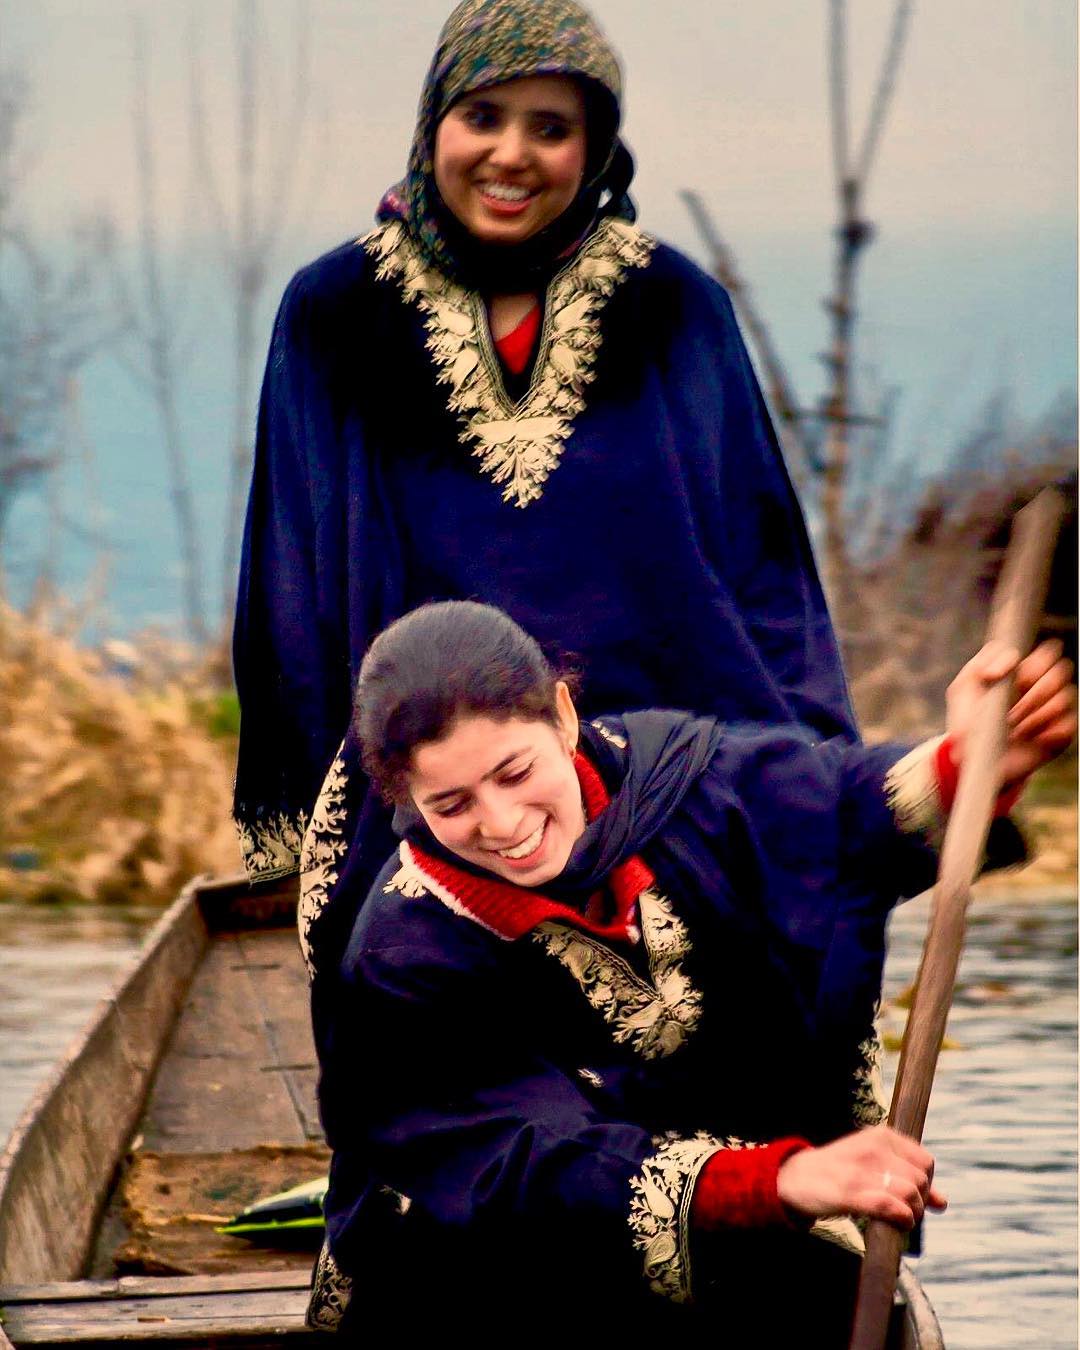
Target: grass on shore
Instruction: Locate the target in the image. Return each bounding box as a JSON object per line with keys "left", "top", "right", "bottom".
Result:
{"left": 0, "top": 603, "right": 242, "bottom": 905}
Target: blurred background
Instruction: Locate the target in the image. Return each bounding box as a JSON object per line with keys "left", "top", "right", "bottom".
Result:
{"left": 0, "top": 5, "right": 1076, "bottom": 1345}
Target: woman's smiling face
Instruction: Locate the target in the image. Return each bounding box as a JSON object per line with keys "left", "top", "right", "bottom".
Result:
{"left": 434, "top": 74, "right": 588, "bottom": 246}
{"left": 407, "top": 682, "right": 586, "bottom": 887}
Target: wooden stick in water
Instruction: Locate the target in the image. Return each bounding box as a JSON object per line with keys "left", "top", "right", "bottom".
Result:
{"left": 848, "top": 487, "right": 1066, "bottom": 1350}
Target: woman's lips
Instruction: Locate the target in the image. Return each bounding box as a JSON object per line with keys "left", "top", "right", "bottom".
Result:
{"left": 486, "top": 818, "right": 548, "bottom": 869}
{"left": 476, "top": 183, "right": 536, "bottom": 216}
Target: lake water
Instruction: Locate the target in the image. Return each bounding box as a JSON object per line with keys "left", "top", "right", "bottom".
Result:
{"left": 0, "top": 904, "right": 157, "bottom": 1143}
{"left": 0, "top": 891, "right": 1075, "bottom": 1348}
{"left": 881, "top": 889, "right": 1078, "bottom": 1350}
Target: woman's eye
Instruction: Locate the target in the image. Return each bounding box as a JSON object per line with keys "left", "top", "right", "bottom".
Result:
{"left": 434, "top": 799, "right": 468, "bottom": 818}
{"left": 536, "top": 120, "right": 570, "bottom": 141}
{"left": 463, "top": 107, "right": 496, "bottom": 131}
{"left": 500, "top": 764, "right": 533, "bottom": 787}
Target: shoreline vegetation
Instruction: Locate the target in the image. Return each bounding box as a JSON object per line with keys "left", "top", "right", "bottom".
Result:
{"left": 0, "top": 602, "right": 241, "bottom": 905}
{"left": 0, "top": 601, "right": 1074, "bottom": 907}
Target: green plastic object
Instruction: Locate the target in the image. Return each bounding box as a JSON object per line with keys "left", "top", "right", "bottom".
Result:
{"left": 218, "top": 1175, "right": 328, "bottom": 1246}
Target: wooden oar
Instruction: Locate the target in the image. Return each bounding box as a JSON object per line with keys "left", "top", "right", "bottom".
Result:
{"left": 848, "top": 487, "right": 1066, "bottom": 1350}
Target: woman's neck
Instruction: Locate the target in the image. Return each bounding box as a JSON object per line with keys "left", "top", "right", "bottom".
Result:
{"left": 487, "top": 292, "right": 541, "bottom": 341}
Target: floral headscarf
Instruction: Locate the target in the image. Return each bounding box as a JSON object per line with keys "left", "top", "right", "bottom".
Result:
{"left": 377, "top": 0, "right": 636, "bottom": 290}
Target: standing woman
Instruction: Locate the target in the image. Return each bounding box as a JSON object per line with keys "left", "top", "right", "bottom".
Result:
{"left": 233, "top": 0, "right": 855, "bottom": 982}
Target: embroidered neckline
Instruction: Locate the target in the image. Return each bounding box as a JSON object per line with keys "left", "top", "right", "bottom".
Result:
{"left": 362, "top": 216, "right": 655, "bottom": 508}
{"left": 380, "top": 745, "right": 702, "bottom": 1059}
{"left": 533, "top": 886, "right": 702, "bottom": 1060}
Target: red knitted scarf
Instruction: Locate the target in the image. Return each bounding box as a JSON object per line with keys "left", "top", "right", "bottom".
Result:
{"left": 403, "top": 750, "right": 654, "bottom": 942}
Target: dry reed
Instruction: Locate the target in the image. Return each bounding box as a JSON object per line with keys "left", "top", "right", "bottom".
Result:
{"left": 0, "top": 602, "right": 242, "bottom": 905}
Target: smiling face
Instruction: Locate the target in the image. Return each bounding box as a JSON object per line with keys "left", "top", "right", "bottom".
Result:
{"left": 407, "top": 683, "right": 586, "bottom": 887}
{"left": 433, "top": 74, "right": 588, "bottom": 246}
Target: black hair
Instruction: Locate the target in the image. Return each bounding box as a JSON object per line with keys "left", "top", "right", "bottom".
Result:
{"left": 355, "top": 601, "right": 573, "bottom": 802}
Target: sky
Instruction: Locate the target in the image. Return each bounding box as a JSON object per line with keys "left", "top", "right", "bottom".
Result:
{"left": 3, "top": 0, "right": 1077, "bottom": 632}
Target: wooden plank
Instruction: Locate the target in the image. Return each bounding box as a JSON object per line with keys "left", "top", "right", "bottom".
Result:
{"left": 233, "top": 932, "right": 312, "bottom": 1069}
{"left": 0, "top": 888, "right": 209, "bottom": 1285}
{"left": 231, "top": 933, "right": 320, "bottom": 1144}
{"left": 281, "top": 1070, "right": 321, "bottom": 1145}
{"left": 3, "top": 1287, "right": 312, "bottom": 1339}
{"left": 0, "top": 1272, "right": 309, "bottom": 1305}
{"left": 139, "top": 935, "right": 306, "bottom": 1154}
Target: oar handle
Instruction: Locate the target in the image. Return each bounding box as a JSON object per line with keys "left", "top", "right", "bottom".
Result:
{"left": 848, "top": 488, "right": 1065, "bottom": 1350}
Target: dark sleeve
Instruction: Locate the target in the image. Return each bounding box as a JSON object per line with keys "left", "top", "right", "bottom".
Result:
{"left": 832, "top": 734, "right": 1027, "bottom": 893}
{"left": 232, "top": 270, "right": 351, "bottom": 881}
{"left": 324, "top": 906, "right": 742, "bottom": 1307}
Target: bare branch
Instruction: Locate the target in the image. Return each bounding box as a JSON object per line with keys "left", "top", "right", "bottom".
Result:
{"left": 188, "top": 10, "right": 235, "bottom": 267}
{"left": 828, "top": 0, "right": 850, "bottom": 195}
{"left": 853, "top": 0, "right": 915, "bottom": 188}
{"left": 119, "top": 20, "right": 209, "bottom": 644}
{"left": 256, "top": 0, "right": 312, "bottom": 260}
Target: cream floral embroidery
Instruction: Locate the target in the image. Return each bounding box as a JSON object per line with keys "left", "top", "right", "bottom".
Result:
{"left": 810, "top": 1215, "right": 866, "bottom": 1256}
{"left": 885, "top": 735, "right": 947, "bottom": 845}
{"left": 629, "top": 1131, "right": 866, "bottom": 1302}
{"left": 629, "top": 1132, "right": 756, "bottom": 1303}
{"left": 851, "top": 1026, "right": 888, "bottom": 1127}
{"left": 384, "top": 850, "right": 437, "bottom": 900}
{"left": 306, "top": 1238, "right": 353, "bottom": 1332}
{"left": 533, "top": 887, "right": 702, "bottom": 1060}
{"left": 237, "top": 810, "right": 308, "bottom": 883}
{"left": 363, "top": 216, "right": 655, "bottom": 508}
{"left": 591, "top": 719, "right": 628, "bottom": 750}
{"left": 298, "top": 748, "right": 350, "bottom": 977}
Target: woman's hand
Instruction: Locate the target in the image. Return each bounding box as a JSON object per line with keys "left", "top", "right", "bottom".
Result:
{"left": 776, "top": 1124, "right": 947, "bottom": 1230}
{"left": 946, "top": 639, "right": 1076, "bottom": 789}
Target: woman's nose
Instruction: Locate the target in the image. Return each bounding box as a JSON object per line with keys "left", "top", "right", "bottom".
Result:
{"left": 475, "top": 794, "right": 522, "bottom": 842}
{"left": 488, "top": 121, "right": 529, "bottom": 170}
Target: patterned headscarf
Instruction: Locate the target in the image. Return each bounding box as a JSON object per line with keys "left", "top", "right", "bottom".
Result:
{"left": 377, "top": 0, "right": 636, "bottom": 289}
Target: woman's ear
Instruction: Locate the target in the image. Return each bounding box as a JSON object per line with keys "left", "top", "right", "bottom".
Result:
{"left": 554, "top": 680, "right": 579, "bottom": 753}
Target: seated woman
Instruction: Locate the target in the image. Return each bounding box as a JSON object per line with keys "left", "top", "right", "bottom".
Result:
{"left": 303, "top": 602, "right": 1074, "bottom": 1342}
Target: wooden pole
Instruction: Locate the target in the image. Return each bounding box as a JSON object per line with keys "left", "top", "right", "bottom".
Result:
{"left": 848, "top": 487, "right": 1066, "bottom": 1350}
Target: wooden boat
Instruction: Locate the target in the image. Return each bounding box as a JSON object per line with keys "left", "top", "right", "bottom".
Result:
{"left": 0, "top": 874, "right": 945, "bottom": 1348}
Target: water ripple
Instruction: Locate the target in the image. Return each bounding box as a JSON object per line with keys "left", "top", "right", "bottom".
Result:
{"left": 884, "top": 891, "right": 1077, "bottom": 1350}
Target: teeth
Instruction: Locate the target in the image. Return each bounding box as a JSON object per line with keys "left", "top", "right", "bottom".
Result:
{"left": 498, "top": 822, "right": 544, "bottom": 859}
{"left": 482, "top": 183, "right": 531, "bottom": 202}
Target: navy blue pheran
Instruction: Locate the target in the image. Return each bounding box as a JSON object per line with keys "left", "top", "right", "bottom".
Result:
{"left": 233, "top": 219, "right": 855, "bottom": 934}
{"left": 306, "top": 712, "right": 1022, "bottom": 1335}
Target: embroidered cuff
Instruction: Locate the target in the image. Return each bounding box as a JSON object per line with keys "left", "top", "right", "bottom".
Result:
{"left": 629, "top": 1134, "right": 758, "bottom": 1304}
{"left": 690, "top": 1136, "right": 812, "bottom": 1233}
{"left": 306, "top": 1238, "right": 353, "bottom": 1332}
{"left": 885, "top": 735, "right": 948, "bottom": 844}
{"left": 236, "top": 811, "right": 305, "bottom": 883}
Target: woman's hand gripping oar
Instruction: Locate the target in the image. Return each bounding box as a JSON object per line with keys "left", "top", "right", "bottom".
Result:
{"left": 848, "top": 488, "right": 1071, "bottom": 1350}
